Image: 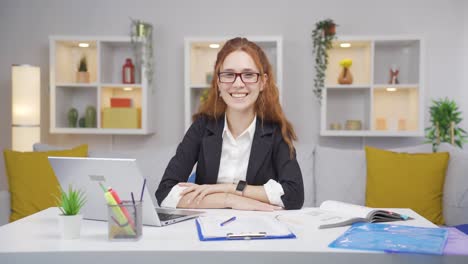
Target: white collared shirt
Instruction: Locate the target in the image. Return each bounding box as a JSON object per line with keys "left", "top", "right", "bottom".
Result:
{"left": 161, "top": 115, "right": 285, "bottom": 208}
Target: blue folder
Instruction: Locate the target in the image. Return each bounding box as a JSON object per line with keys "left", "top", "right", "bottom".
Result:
{"left": 329, "top": 222, "right": 449, "bottom": 255}
{"left": 195, "top": 217, "right": 296, "bottom": 241}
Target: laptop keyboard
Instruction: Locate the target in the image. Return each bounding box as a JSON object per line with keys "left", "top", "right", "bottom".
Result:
{"left": 158, "top": 213, "right": 185, "bottom": 221}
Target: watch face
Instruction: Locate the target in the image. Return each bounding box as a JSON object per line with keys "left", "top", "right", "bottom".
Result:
{"left": 236, "top": 180, "right": 247, "bottom": 192}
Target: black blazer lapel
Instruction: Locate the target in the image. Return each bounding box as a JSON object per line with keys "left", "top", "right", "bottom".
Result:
{"left": 202, "top": 116, "right": 224, "bottom": 184}
{"left": 246, "top": 119, "right": 274, "bottom": 184}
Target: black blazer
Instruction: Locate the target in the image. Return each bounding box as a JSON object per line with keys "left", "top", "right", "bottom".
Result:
{"left": 155, "top": 115, "right": 304, "bottom": 209}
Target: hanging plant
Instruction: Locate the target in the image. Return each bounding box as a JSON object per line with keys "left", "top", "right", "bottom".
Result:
{"left": 312, "top": 19, "right": 337, "bottom": 102}
{"left": 130, "top": 18, "right": 154, "bottom": 92}
{"left": 425, "top": 98, "right": 468, "bottom": 152}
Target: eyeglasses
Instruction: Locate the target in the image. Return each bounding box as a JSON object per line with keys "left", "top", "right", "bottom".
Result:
{"left": 218, "top": 72, "right": 260, "bottom": 84}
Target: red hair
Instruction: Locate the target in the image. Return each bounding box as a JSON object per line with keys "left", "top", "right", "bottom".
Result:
{"left": 193, "top": 37, "right": 297, "bottom": 157}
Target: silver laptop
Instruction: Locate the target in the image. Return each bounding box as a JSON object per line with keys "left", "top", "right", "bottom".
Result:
{"left": 48, "top": 157, "right": 203, "bottom": 226}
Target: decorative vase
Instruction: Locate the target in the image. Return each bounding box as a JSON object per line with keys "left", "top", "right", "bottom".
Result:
{"left": 76, "top": 72, "right": 90, "bottom": 83}
{"left": 59, "top": 214, "right": 82, "bottom": 239}
{"left": 338, "top": 67, "right": 353, "bottom": 85}
{"left": 122, "top": 58, "right": 135, "bottom": 84}
{"left": 345, "top": 120, "right": 362, "bottom": 130}
{"left": 85, "top": 106, "right": 96, "bottom": 128}
{"left": 389, "top": 64, "right": 400, "bottom": 84}
{"left": 67, "top": 108, "right": 78, "bottom": 127}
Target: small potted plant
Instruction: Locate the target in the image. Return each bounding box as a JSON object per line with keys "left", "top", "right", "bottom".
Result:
{"left": 55, "top": 185, "right": 87, "bottom": 239}
{"left": 312, "top": 18, "right": 337, "bottom": 102}
{"left": 76, "top": 56, "right": 90, "bottom": 83}
{"left": 425, "top": 98, "right": 468, "bottom": 152}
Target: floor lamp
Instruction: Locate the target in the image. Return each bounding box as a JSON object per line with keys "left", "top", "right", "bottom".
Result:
{"left": 11, "top": 65, "right": 40, "bottom": 151}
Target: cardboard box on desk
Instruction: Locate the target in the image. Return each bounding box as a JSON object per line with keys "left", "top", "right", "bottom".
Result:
{"left": 102, "top": 107, "right": 141, "bottom": 129}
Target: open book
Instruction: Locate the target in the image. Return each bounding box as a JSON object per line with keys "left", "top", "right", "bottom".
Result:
{"left": 304, "top": 200, "right": 413, "bottom": 229}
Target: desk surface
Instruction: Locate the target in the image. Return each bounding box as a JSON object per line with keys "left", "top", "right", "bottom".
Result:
{"left": 0, "top": 207, "right": 466, "bottom": 264}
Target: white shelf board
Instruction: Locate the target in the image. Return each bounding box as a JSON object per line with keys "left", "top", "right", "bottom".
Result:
{"left": 100, "top": 83, "right": 142, "bottom": 88}
{"left": 373, "top": 84, "right": 419, "bottom": 89}
{"left": 55, "top": 83, "right": 98, "bottom": 87}
{"left": 190, "top": 84, "right": 210, "bottom": 89}
{"left": 50, "top": 128, "right": 154, "bottom": 135}
{"left": 320, "top": 130, "right": 424, "bottom": 137}
{"left": 326, "top": 85, "right": 371, "bottom": 89}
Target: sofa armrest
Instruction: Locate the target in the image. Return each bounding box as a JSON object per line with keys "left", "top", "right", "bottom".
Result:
{"left": 0, "top": 190, "right": 10, "bottom": 226}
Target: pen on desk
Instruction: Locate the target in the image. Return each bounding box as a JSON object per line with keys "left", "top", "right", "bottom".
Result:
{"left": 131, "top": 192, "right": 136, "bottom": 206}
{"left": 139, "top": 178, "right": 146, "bottom": 202}
{"left": 220, "top": 216, "right": 237, "bottom": 227}
{"left": 131, "top": 191, "right": 137, "bottom": 229}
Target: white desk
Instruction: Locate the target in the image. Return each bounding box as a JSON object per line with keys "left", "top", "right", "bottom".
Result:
{"left": 0, "top": 207, "right": 466, "bottom": 264}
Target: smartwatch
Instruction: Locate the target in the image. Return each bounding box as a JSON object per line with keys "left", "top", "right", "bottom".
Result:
{"left": 236, "top": 180, "right": 247, "bottom": 195}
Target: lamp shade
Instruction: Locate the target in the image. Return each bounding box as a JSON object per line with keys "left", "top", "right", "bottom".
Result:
{"left": 11, "top": 65, "right": 40, "bottom": 151}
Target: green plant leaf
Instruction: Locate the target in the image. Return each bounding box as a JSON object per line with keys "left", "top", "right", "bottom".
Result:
{"left": 55, "top": 185, "right": 87, "bottom": 215}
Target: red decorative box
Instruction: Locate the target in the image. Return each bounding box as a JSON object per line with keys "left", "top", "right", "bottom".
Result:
{"left": 110, "top": 98, "right": 132, "bottom": 108}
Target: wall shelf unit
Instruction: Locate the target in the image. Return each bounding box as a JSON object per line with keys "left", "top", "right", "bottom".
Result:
{"left": 184, "top": 36, "right": 283, "bottom": 132}
{"left": 320, "top": 36, "right": 424, "bottom": 137}
{"left": 49, "top": 36, "right": 154, "bottom": 135}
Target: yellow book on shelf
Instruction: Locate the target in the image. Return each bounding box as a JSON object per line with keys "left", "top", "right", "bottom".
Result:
{"left": 102, "top": 108, "right": 140, "bottom": 129}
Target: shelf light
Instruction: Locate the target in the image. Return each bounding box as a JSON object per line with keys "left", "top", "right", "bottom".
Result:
{"left": 123, "top": 87, "right": 133, "bottom": 91}
{"left": 386, "top": 87, "right": 397, "bottom": 92}
{"left": 78, "top": 42, "right": 90, "bottom": 48}
{"left": 209, "top": 43, "right": 220, "bottom": 49}
{"left": 340, "top": 43, "right": 351, "bottom": 48}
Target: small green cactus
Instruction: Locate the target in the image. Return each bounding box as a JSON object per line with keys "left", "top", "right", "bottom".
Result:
{"left": 67, "top": 108, "right": 78, "bottom": 127}
{"left": 85, "top": 106, "right": 96, "bottom": 128}
{"left": 78, "top": 56, "right": 88, "bottom": 72}
{"left": 79, "top": 117, "right": 86, "bottom": 128}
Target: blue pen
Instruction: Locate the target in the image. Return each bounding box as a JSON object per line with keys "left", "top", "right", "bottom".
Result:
{"left": 220, "top": 216, "right": 236, "bottom": 226}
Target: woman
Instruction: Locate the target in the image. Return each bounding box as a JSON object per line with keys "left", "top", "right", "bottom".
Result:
{"left": 156, "top": 37, "right": 304, "bottom": 210}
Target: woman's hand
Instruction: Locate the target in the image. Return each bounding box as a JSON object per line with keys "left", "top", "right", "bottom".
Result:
{"left": 178, "top": 182, "right": 233, "bottom": 204}
{"left": 225, "top": 194, "right": 282, "bottom": 211}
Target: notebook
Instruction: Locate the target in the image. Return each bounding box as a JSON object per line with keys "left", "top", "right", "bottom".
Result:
{"left": 49, "top": 157, "right": 203, "bottom": 227}
{"left": 195, "top": 215, "right": 295, "bottom": 241}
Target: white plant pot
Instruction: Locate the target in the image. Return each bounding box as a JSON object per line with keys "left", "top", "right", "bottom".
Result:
{"left": 59, "top": 214, "right": 82, "bottom": 239}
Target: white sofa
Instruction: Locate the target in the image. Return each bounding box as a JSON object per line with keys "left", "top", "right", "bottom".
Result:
{"left": 1, "top": 143, "right": 467, "bottom": 226}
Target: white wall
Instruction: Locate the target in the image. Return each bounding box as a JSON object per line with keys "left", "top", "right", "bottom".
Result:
{"left": 0, "top": 0, "right": 467, "bottom": 192}
{"left": 462, "top": 0, "right": 468, "bottom": 129}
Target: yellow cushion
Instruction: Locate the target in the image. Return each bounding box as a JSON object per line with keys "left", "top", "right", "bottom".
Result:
{"left": 365, "top": 146, "right": 449, "bottom": 225}
{"left": 3, "top": 145, "right": 88, "bottom": 222}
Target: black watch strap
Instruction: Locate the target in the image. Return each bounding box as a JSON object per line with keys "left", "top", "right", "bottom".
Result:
{"left": 236, "top": 180, "right": 247, "bottom": 195}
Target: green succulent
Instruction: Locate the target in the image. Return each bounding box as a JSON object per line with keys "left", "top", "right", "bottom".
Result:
{"left": 55, "top": 185, "right": 87, "bottom": 216}
{"left": 78, "top": 56, "right": 88, "bottom": 72}
{"left": 425, "top": 98, "right": 468, "bottom": 152}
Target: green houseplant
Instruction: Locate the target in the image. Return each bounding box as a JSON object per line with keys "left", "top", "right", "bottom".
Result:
{"left": 78, "top": 56, "right": 88, "bottom": 72}
{"left": 130, "top": 18, "right": 154, "bottom": 90}
{"left": 55, "top": 185, "right": 87, "bottom": 239}
{"left": 425, "top": 98, "right": 468, "bottom": 152}
{"left": 76, "top": 56, "right": 90, "bottom": 83}
{"left": 312, "top": 18, "right": 337, "bottom": 102}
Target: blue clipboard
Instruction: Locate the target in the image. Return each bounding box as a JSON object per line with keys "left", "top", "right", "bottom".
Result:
{"left": 195, "top": 217, "right": 296, "bottom": 241}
